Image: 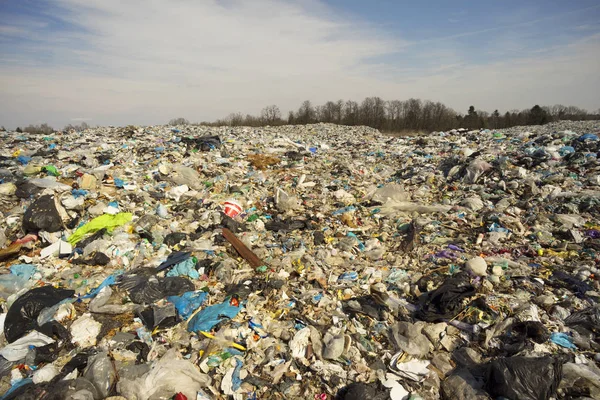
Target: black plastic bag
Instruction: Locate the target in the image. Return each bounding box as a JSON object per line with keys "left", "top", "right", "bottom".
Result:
{"left": 485, "top": 356, "right": 563, "bottom": 400}
{"left": 160, "top": 276, "right": 195, "bottom": 296}
{"left": 284, "top": 151, "right": 305, "bottom": 161}
{"left": 264, "top": 218, "right": 308, "bottom": 232}
{"left": 22, "top": 194, "right": 63, "bottom": 233}
{"left": 335, "top": 382, "right": 389, "bottom": 400}
{"left": 196, "top": 135, "right": 221, "bottom": 151}
{"left": 71, "top": 251, "right": 110, "bottom": 266}
{"left": 220, "top": 213, "right": 246, "bottom": 233}
{"left": 343, "top": 295, "right": 388, "bottom": 320}
{"left": 564, "top": 305, "right": 600, "bottom": 335}
{"left": 138, "top": 303, "right": 178, "bottom": 329}
{"left": 163, "top": 232, "right": 188, "bottom": 247}
{"left": 127, "top": 276, "right": 194, "bottom": 304}
{"left": 416, "top": 276, "right": 476, "bottom": 322}
{"left": 4, "top": 286, "right": 74, "bottom": 343}
{"left": 181, "top": 135, "right": 221, "bottom": 151}
{"left": 75, "top": 228, "right": 107, "bottom": 250}
{"left": 500, "top": 321, "right": 550, "bottom": 355}
{"left": 126, "top": 341, "right": 150, "bottom": 363}
{"left": 156, "top": 251, "right": 191, "bottom": 272}
{"left": 14, "top": 181, "right": 42, "bottom": 199}
{"left": 60, "top": 349, "right": 95, "bottom": 377}
{"left": 549, "top": 270, "right": 592, "bottom": 299}
{"left": 506, "top": 321, "right": 549, "bottom": 344}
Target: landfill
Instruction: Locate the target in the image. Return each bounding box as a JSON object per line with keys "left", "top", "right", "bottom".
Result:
{"left": 0, "top": 120, "right": 599, "bottom": 400}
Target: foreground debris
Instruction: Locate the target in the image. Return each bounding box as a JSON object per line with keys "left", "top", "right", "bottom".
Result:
{"left": 0, "top": 121, "right": 599, "bottom": 399}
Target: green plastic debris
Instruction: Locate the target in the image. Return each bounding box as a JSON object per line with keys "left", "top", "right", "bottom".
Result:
{"left": 43, "top": 165, "right": 60, "bottom": 176}
{"left": 68, "top": 213, "right": 133, "bottom": 245}
{"left": 247, "top": 214, "right": 259, "bottom": 222}
{"left": 256, "top": 265, "right": 267, "bottom": 273}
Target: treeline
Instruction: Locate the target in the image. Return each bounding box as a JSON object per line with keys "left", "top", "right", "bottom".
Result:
{"left": 10, "top": 122, "right": 91, "bottom": 134}
{"left": 13, "top": 123, "right": 55, "bottom": 135}
{"left": 6, "top": 98, "right": 598, "bottom": 135}
{"left": 182, "top": 98, "right": 599, "bottom": 132}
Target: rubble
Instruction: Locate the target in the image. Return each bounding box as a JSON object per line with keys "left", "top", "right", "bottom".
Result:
{"left": 0, "top": 120, "right": 599, "bottom": 399}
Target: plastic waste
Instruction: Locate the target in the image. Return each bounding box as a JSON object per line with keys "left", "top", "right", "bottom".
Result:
{"left": 416, "top": 275, "right": 476, "bottom": 322}
{"left": 188, "top": 297, "right": 243, "bottom": 332}
{"left": 550, "top": 332, "right": 577, "bottom": 349}
{"left": 123, "top": 275, "right": 195, "bottom": 304}
{"left": 28, "top": 178, "right": 72, "bottom": 191}
{"left": 389, "top": 353, "right": 431, "bottom": 382}
{"left": 1, "top": 121, "right": 600, "bottom": 399}
{"left": 390, "top": 322, "right": 431, "bottom": 358}
{"left": 4, "top": 286, "right": 74, "bottom": 343}
{"left": 0, "top": 331, "right": 54, "bottom": 361}
{"left": 68, "top": 213, "right": 133, "bottom": 244}
{"left": 9, "top": 263, "right": 37, "bottom": 280}
{"left": 166, "top": 257, "right": 199, "bottom": 279}
{"left": 485, "top": 356, "right": 564, "bottom": 400}
{"left": 117, "top": 349, "right": 210, "bottom": 400}
{"left": 70, "top": 313, "right": 102, "bottom": 347}
{"left": 167, "top": 291, "right": 208, "bottom": 319}
{"left": 89, "top": 286, "right": 137, "bottom": 314}
{"left": 22, "top": 194, "right": 63, "bottom": 233}
{"left": 84, "top": 352, "right": 116, "bottom": 398}
{"left": 40, "top": 240, "right": 72, "bottom": 259}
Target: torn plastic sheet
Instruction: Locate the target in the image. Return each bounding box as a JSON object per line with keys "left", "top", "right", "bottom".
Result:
{"left": 187, "top": 297, "right": 244, "bottom": 332}
{"left": 167, "top": 291, "right": 208, "bottom": 320}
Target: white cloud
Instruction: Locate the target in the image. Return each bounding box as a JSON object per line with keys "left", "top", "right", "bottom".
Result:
{"left": 0, "top": 0, "right": 599, "bottom": 128}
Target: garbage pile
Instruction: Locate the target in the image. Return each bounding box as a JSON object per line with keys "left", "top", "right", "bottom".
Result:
{"left": 0, "top": 120, "right": 599, "bottom": 399}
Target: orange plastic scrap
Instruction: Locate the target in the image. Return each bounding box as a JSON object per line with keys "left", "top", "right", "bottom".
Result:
{"left": 0, "top": 242, "right": 22, "bottom": 262}
{"left": 221, "top": 227, "right": 264, "bottom": 269}
{"left": 247, "top": 154, "right": 280, "bottom": 170}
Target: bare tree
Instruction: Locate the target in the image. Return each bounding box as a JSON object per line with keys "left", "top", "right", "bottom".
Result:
{"left": 23, "top": 123, "right": 54, "bottom": 134}
{"left": 287, "top": 111, "right": 296, "bottom": 124}
{"left": 261, "top": 105, "right": 282, "bottom": 124}
{"left": 404, "top": 98, "right": 422, "bottom": 130}
{"left": 297, "top": 100, "right": 315, "bottom": 124}
{"left": 169, "top": 117, "right": 189, "bottom": 126}
{"left": 343, "top": 100, "right": 359, "bottom": 125}
{"left": 321, "top": 101, "right": 337, "bottom": 123}
{"left": 226, "top": 113, "right": 244, "bottom": 126}
{"left": 64, "top": 122, "right": 90, "bottom": 131}
{"left": 335, "top": 100, "right": 344, "bottom": 124}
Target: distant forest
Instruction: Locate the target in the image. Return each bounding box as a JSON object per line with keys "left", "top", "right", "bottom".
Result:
{"left": 4, "top": 97, "right": 598, "bottom": 135}
{"left": 184, "top": 98, "right": 600, "bottom": 133}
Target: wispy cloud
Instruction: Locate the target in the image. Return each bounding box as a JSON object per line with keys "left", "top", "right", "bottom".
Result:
{"left": 0, "top": 0, "right": 598, "bottom": 127}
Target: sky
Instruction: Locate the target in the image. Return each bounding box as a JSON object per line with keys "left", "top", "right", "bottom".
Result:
{"left": 0, "top": 0, "right": 599, "bottom": 128}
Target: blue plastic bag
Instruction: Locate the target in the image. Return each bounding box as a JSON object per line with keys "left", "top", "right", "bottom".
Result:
{"left": 550, "top": 332, "right": 577, "bottom": 349}
{"left": 558, "top": 146, "right": 575, "bottom": 156}
{"left": 71, "top": 189, "right": 88, "bottom": 198}
{"left": 188, "top": 298, "right": 243, "bottom": 332}
{"left": 232, "top": 358, "right": 243, "bottom": 391}
{"left": 167, "top": 291, "right": 208, "bottom": 319}
{"left": 81, "top": 274, "right": 117, "bottom": 299}
{"left": 166, "top": 257, "right": 199, "bottom": 279}
{"left": 16, "top": 155, "right": 32, "bottom": 165}
{"left": 0, "top": 378, "right": 33, "bottom": 400}
{"left": 114, "top": 178, "right": 125, "bottom": 188}
{"left": 9, "top": 264, "right": 37, "bottom": 280}
{"left": 338, "top": 271, "right": 359, "bottom": 281}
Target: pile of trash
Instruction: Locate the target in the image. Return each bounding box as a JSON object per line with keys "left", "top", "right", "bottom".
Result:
{"left": 0, "top": 120, "right": 599, "bottom": 399}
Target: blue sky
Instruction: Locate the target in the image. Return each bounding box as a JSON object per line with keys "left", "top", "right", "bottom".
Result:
{"left": 1, "top": 0, "right": 599, "bottom": 128}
